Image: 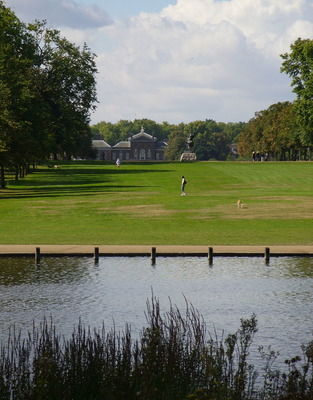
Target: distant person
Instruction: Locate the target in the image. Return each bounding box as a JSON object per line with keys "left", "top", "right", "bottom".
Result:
{"left": 252, "top": 151, "right": 256, "bottom": 161}
{"left": 181, "top": 176, "right": 187, "bottom": 195}
{"left": 116, "top": 158, "right": 121, "bottom": 168}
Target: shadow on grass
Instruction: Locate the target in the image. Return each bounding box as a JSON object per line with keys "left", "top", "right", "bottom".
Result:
{"left": 0, "top": 163, "right": 170, "bottom": 200}
{"left": 19, "top": 167, "right": 170, "bottom": 184}
{"left": 1, "top": 167, "right": 166, "bottom": 199}
{"left": 0, "top": 186, "right": 159, "bottom": 199}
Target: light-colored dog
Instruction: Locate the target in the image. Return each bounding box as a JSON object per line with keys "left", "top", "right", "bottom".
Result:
{"left": 237, "top": 200, "right": 243, "bottom": 208}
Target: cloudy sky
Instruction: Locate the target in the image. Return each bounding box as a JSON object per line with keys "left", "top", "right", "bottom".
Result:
{"left": 4, "top": 0, "right": 313, "bottom": 125}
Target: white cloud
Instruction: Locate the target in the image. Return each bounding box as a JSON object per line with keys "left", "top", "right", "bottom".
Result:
{"left": 4, "top": 0, "right": 313, "bottom": 124}
{"left": 95, "top": 0, "right": 313, "bottom": 123}
{"left": 94, "top": 0, "right": 313, "bottom": 123}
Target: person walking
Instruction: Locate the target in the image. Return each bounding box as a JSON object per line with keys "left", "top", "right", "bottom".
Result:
{"left": 181, "top": 176, "right": 187, "bottom": 195}
{"left": 116, "top": 158, "right": 121, "bottom": 168}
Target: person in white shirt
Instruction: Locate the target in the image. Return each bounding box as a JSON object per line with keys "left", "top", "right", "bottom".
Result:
{"left": 181, "top": 176, "right": 187, "bottom": 195}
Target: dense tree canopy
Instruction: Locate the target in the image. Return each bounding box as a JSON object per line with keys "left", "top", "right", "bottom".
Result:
{"left": 93, "top": 118, "right": 244, "bottom": 161}
{"left": 92, "top": 118, "right": 171, "bottom": 146}
{"left": 0, "top": 1, "right": 97, "bottom": 187}
{"left": 237, "top": 102, "right": 306, "bottom": 160}
{"left": 0, "top": 3, "right": 37, "bottom": 181}
{"left": 164, "top": 124, "right": 186, "bottom": 160}
{"left": 281, "top": 38, "right": 313, "bottom": 146}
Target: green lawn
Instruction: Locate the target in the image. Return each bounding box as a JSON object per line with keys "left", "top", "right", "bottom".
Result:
{"left": 0, "top": 161, "right": 312, "bottom": 245}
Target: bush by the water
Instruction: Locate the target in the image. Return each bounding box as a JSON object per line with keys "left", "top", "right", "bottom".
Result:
{"left": 0, "top": 297, "right": 312, "bottom": 399}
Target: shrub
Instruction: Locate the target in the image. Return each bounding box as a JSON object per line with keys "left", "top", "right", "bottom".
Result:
{"left": 0, "top": 297, "right": 312, "bottom": 399}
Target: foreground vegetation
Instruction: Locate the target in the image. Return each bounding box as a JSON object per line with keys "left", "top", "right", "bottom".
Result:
{"left": 0, "top": 161, "right": 312, "bottom": 245}
{"left": 0, "top": 297, "right": 312, "bottom": 400}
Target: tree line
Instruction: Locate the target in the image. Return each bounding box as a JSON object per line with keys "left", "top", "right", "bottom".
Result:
{"left": 92, "top": 38, "right": 313, "bottom": 162}
{"left": 237, "top": 101, "right": 309, "bottom": 161}
{"left": 91, "top": 119, "right": 245, "bottom": 161}
{"left": 1, "top": 0, "right": 312, "bottom": 191}
{"left": 0, "top": 1, "right": 98, "bottom": 188}
{"left": 237, "top": 38, "right": 313, "bottom": 161}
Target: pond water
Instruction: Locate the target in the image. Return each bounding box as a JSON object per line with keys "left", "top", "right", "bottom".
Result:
{"left": 0, "top": 256, "right": 312, "bottom": 369}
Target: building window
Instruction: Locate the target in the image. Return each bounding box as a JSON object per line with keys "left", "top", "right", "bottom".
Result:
{"left": 140, "top": 149, "right": 146, "bottom": 160}
{"left": 147, "top": 149, "right": 151, "bottom": 159}
{"left": 126, "top": 152, "right": 129, "bottom": 160}
{"left": 119, "top": 151, "right": 123, "bottom": 160}
{"left": 112, "top": 152, "right": 116, "bottom": 161}
{"left": 134, "top": 149, "right": 138, "bottom": 159}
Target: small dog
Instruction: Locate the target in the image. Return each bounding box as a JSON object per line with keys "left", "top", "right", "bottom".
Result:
{"left": 237, "top": 200, "right": 243, "bottom": 208}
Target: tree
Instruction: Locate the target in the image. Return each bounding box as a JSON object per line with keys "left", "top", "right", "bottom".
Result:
{"left": 0, "top": 2, "right": 38, "bottom": 186}
{"left": 30, "top": 22, "right": 98, "bottom": 159}
{"left": 219, "top": 121, "right": 247, "bottom": 143}
{"left": 237, "top": 102, "right": 302, "bottom": 160}
{"left": 281, "top": 38, "right": 313, "bottom": 148}
{"left": 132, "top": 118, "right": 168, "bottom": 140}
{"left": 0, "top": 2, "right": 98, "bottom": 187}
{"left": 187, "top": 119, "right": 230, "bottom": 160}
{"left": 164, "top": 128, "right": 186, "bottom": 160}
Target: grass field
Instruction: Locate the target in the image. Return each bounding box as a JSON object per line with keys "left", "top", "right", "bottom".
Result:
{"left": 0, "top": 161, "right": 312, "bottom": 245}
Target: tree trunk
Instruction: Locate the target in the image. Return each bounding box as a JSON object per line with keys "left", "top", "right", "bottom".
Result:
{"left": 0, "top": 164, "right": 5, "bottom": 189}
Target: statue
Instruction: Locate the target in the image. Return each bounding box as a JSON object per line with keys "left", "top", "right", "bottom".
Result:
{"left": 186, "top": 132, "right": 196, "bottom": 151}
{"left": 180, "top": 132, "right": 197, "bottom": 161}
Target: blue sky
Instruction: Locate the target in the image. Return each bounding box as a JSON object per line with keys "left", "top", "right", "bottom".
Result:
{"left": 4, "top": 0, "right": 313, "bottom": 125}
{"left": 78, "top": 0, "right": 177, "bottom": 18}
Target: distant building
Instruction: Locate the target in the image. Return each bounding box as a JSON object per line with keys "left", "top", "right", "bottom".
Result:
{"left": 230, "top": 143, "right": 238, "bottom": 159}
{"left": 92, "top": 139, "right": 111, "bottom": 161}
{"left": 92, "top": 127, "right": 167, "bottom": 161}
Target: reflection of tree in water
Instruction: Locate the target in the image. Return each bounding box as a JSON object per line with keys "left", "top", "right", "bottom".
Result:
{"left": 283, "top": 257, "right": 313, "bottom": 278}
{"left": 0, "top": 257, "right": 88, "bottom": 286}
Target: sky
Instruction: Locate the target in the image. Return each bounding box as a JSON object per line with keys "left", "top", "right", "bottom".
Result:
{"left": 3, "top": 0, "right": 313, "bottom": 125}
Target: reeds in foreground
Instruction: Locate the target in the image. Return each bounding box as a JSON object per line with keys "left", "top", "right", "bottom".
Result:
{"left": 0, "top": 297, "right": 312, "bottom": 399}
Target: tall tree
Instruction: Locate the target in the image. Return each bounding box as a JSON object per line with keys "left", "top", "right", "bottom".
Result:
{"left": 164, "top": 126, "right": 186, "bottom": 160}
{"left": 0, "top": 2, "right": 37, "bottom": 186}
{"left": 237, "top": 102, "right": 302, "bottom": 160}
{"left": 281, "top": 38, "right": 313, "bottom": 148}
{"left": 0, "top": 2, "right": 98, "bottom": 188}
{"left": 30, "top": 23, "right": 98, "bottom": 159}
{"left": 188, "top": 120, "right": 231, "bottom": 160}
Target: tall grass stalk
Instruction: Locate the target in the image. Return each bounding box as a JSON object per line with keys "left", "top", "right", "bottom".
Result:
{"left": 0, "top": 297, "right": 312, "bottom": 399}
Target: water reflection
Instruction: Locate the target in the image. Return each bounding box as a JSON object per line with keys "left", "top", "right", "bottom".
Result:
{"left": 281, "top": 256, "right": 313, "bottom": 278}
{"left": 0, "top": 256, "right": 312, "bottom": 368}
{"left": 0, "top": 256, "right": 91, "bottom": 285}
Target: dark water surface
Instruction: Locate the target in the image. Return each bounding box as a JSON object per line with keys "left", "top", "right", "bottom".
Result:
{"left": 0, "top": 256, "right": 312, "bottom": 368}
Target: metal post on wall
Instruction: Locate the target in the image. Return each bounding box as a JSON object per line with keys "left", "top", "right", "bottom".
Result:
{"left": 94, "top": 247, "right": 99, "bottom": 264}
{"left": 208, "top": 247, "right": 213, "bottom": 266}
{"left": 264, "top": 247, "right": 270, "bottom": 265}
{"left": 151, "top": 247, "right": 156, "bottom": 265}
{"left": 35, "top": 247, "right": 41, "bottom": 264}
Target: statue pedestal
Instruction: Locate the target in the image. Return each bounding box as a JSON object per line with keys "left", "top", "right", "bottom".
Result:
{"left": 180, "top": 152, "right": 197, "bottom": 162}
